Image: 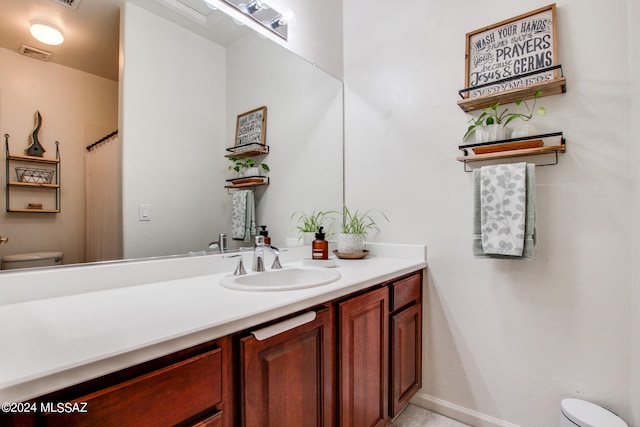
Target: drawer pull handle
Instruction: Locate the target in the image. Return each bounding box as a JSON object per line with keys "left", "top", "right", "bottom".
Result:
{"left": 251, "top": 311, "right": 317, "bottom": 340}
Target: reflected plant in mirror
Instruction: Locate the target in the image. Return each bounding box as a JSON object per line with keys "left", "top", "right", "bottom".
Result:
{"left": 291, "top": 210, "right": 338, "bottom": 245}
{"left": 228, "top": 157, "right": 270, "bottom": 177}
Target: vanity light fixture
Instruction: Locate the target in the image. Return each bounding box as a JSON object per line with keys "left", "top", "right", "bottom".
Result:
{"left": 30, "top": 21, "right": 64, "bottom": 46}
{"left": 243, "top": 0, "right": 264, "bottom": 14}
{"left": 270, "top": 10, "right": 293, "bottom": 29}
{"left": 219, "top": 0, "right": 290, "bottom": 40}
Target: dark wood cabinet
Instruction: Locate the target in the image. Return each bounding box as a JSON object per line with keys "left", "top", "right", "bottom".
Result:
{"left": 338, "top": 286, "right": 389, "bottom": 427}
{"left": 0, "top": 339, "right": 231, "bottom": 427}
{"left": 239, "top": 307, "right": 335, "bottom": 427}
{"left": 390, "top": 272, "right": 423, "bottom": 418}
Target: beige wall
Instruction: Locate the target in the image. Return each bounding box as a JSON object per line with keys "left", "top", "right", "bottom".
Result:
{"left": 0, "top": 47, "right": 118, "bottom": 265}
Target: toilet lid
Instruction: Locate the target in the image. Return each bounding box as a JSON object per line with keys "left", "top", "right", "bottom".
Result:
{"left": 1, "top": 251, "right": 63, "bottom": 263}
{"left": 561, "top": 398, "right": 627, "bottom": 427}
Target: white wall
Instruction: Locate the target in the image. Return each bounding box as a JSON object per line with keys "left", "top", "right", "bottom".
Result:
{"left": 0, "top": 47, "right": 118, "bottom": 265}
{"left": 225, "top": 33, "right": 344, "bottom": 246}
{"left": 120, "top": 2, "right": 228, "bottom": 258}
{"left": 213, "top": 0, "right": 343, "bottom": 79}
{"left": 343, "top": 0, "right": 636, "bottom": 426}
{"left": 629, "top": 0, "right": 640, "bottom": 421}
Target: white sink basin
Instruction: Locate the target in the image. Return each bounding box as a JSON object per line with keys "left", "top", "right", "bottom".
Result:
{"left": 219, "top": 267, "right": 341, "bottom": 291}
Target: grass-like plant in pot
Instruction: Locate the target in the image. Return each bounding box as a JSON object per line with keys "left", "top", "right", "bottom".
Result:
{"left": 463, "top": 90, "right": 547, "bottom": 142}
{"left": 290, "top": 209, "right": 337, "bottom": 245}
{"left": 338, "top": 206, "right": 389, "bottom": 254}
{"left": 228, "top": 157, "right": 270, "bottom": 178}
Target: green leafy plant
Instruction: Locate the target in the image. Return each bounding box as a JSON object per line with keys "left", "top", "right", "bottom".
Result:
{"left": 463, "top": 90, "right": 547, "bottom": 140}
{"left": 228, "top": 157, "right": 270, "bottom": 173}
{"left": 341, "top": 206, "right": 389, "bottom": 235}
{"left": 290, "top": 209, "right": 337, "bottom": 234}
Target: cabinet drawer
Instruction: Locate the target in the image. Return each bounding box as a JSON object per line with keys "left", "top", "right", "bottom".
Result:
{"left": 390, "top": 273, "right": 421, "bottom": 311}
{"left": 42, "top": 347, "right": 222, "bottom": 427}
{"left": 191, "top": 411, "right": 223, "bottom": 427}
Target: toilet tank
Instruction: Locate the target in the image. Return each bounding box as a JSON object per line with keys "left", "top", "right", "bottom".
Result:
{"left": 1, "top": 251, "right": 64, "bottom": 270}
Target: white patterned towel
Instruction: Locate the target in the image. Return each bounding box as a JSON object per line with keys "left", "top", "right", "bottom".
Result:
{"left": 480, "top": 162, "right": 527, "bottom": 256}
{"left": 232, "top": 190, "right": 248, "bottom": 240}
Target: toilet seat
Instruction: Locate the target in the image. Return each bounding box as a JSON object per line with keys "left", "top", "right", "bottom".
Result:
{"left": 561, "top": 398, "right": 628, "bottom": 427}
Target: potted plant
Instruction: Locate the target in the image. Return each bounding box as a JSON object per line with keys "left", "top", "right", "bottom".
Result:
{"left": 337, "top": 206, "right": 389, "bottom": 255}
{"left": 228, "top": 157, "right": 270, "bottom": 178}
{"left": 290, "top": 209, "right": 337, "bottom": 245}
{"left": 463, "top": 90, "right": 547, "bottom": 142}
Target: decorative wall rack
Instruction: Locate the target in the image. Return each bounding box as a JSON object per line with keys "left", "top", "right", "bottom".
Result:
{"left": 458, "top": 65, "right": 566, "bottom": 113}
{"left": 456, "top": 131, "right": 566, "bottom": 172}
{"left": 5, "top": 133, "right": 61, "bottom": 213}
{"left": 224, "top": 142, "right": 269, "bottom": 158}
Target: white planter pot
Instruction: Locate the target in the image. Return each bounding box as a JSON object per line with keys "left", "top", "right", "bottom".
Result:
{"left": 476, "top": 124, "right": 505, "bottom": 143}
{"left": 512, "top": 123, "right": 537, "bottom": 138}
{"left": 337, "top": 233, "right": 365, "bottom": 253}
{"left": 242, "top": 166, "right": 260, "bottom": 177}
{"left": 302, "top": 231, "right": 316, "bottom": 245}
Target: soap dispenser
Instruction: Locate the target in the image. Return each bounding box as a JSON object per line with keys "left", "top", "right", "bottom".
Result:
{"left": 312, "top": 227, "right": 328, "bottom": 260}
{"left": 260, "top": 225, "right": 271, "bottom": 245}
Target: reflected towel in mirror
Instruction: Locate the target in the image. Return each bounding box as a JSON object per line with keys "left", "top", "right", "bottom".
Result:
{"left": 232, "top": 190, "right": 255, "bottom": 241}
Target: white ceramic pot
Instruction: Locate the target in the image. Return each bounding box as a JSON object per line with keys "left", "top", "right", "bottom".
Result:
{"left": 337, "top": 233, "right": 365, "bottom": 253}
{"left": 512, "top": 123, "right": 537, "bottom": 138}
{"left": 242, "top": 166, "right": 260, "bottom": 177}
{"left": 302, "top": 231, "right": 315, "bottom": 245}
{"left": 476, "top": 124, "right": 505, "bottom": 143}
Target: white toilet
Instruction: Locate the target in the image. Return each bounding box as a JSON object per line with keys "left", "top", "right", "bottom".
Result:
{"left": 1, "top": 251, "right": 64, "bottom": 270}
{"left": 561, "top": 398, "right": 628, "bottom": 427}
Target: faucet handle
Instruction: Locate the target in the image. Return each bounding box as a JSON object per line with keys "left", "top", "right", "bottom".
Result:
{"left": 0, "top": 236, "right": 8, "bottom": 244}
{"left": 234, "top": 258, "right": 247, "bottom": 275}
{"left": 271, "top": 255, "right": 282, "bottom": 270}
{"left": 225, "top": 254, "right": 247, "bottom": 275}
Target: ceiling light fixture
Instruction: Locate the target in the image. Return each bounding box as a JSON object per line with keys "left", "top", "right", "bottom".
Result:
{"left": 30, "top": 21, "right": 64, "bottom": 46}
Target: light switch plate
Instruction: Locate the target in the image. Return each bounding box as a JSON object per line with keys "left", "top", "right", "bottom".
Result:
{"left": 138, "top": 204, "right": 151, "bottom": 221}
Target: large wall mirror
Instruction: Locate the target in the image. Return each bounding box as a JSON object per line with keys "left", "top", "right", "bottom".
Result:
{"left": 0, "top": 0, "right": 343, "bottom": 270}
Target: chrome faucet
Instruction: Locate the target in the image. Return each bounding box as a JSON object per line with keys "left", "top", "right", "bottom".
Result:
{"left": 209, "top": 233, "right": 228, "bottom": 253}
{"left": 252, "top": 235, "right": 282, "bottom": 272}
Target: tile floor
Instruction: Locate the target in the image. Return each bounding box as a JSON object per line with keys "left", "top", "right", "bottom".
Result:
{"left": 392, "top": 404, "right": 471, "bottom": 427}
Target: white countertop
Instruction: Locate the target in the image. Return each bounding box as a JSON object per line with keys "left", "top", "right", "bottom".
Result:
{"left": 0, "top": 243, "right": 426, "bottom": 403}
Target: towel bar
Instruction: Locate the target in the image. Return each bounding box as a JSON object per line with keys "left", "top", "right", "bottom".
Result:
{"left": 457, "top": 133, "right": 566, "bottom": 172}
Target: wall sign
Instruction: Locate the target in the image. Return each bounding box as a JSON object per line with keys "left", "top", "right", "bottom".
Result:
{"left": 234, "top": 106, "right": 267, "bottom": 152}
{"left": 464, "top": 4, "right": 558, "bottom": 98}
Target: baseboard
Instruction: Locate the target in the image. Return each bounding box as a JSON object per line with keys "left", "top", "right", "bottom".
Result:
{"left": 410, "top": 392, "right": 520, "bottom": 427}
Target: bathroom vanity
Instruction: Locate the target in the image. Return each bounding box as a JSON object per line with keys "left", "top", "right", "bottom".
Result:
{"left": 0, "top": 244, "right": 426, "bottom": 426}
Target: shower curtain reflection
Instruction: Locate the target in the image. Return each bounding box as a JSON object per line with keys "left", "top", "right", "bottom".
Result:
{"left": 85, "top": 131, "right": 122, "bottom": 262}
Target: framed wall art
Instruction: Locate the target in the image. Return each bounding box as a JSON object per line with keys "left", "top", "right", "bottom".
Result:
{"left": 234, "top": 106, "right": 267, "bottom": 153}
{"left": 463, "top": 4, "right": 559, "bottom": 99}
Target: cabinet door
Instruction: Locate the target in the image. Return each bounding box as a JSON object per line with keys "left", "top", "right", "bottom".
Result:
{"left": 339, "top": 286, "right": 389, "bottom": 427}
{"left": 390, "top": 302, "right": 422, "bottom": 417}
{"left": 240, "top": 307, "right": 335, "bottom": 427}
